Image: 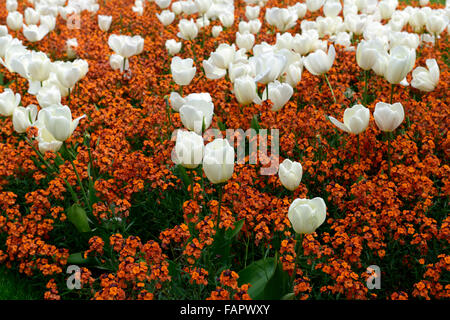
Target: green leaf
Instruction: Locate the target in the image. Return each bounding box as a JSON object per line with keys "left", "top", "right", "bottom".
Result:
{"left": 281, "top": 292, "right": 295, "bottom": 300}
{"left": 263, "top": 261, "right": 290, "bottom": 300}
{"left": 225, "top": 219, "right": 244, "bottom": 240}
{"left": 238, "top": 257, "right": 277, "bottom": 300}
{"left": 176, "top": 165, "right": 192, "bottom": 192}
{"left": 67, "top": 204, "right": 91, "bottom": 233}
{"left": 251, "top": 115, "right": 260, "bottom": 133}
{"left": 217, "top": 120, "right": 226, "bottom": 131}
{"left": 67, "top": 252, "right": 89, "bottom": 265}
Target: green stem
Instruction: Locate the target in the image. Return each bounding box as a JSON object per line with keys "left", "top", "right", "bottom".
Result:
{"left": 26, "top": 138, "right": 58, "bottom": 173}
{"left": 291, "top": 233, "right": 303, "bottom": 285}
{"left": 164, "top": 97, "right": 173, "bottom": 128}
{"left": 215, "top": 184, "right": 223, "bottom": 231}
{"left": 363, "top": 70, "right": 368, "bottom": 106}
{"left": 390, "top": 83, "right": 395, "bottom": 104}
{"left": 324, "top": 74, "right": 336, "bottom": 104}
{"left": 357, "top": 134, "right": 360, "bottom": 164}
{"left": 68, "top": 87, "right": 71, "bottom": 108}
{"left": 387, "top": 132, "right": 391, "bottom": 178}
{"left": 69, "top": 156, "right": 89, "bottom": 209}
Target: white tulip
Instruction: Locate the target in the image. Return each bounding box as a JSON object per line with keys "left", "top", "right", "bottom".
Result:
{"left": 22, "top": 24, "right": 49, "bottom": 42}
{"left": 234, "top": 76, "right": 259, "bottom": 105}
{"left": 304, "top": 45, "right": 336, "bottom": 76}
{"left": 384, "top": 45, "right": 415, "bottom": 85}
{"left": 171, "top": 56, "right": 196, "bottom": 86}
{"left": 52, "top": 61, "right": 81, "bottom": 89}
{"left": 262, "top": 80, "right": 293, "bottom": 111}
{"left": 39, "top": 15, "right": 56, "bottom": 31}
{"left": 172, "top": 1, "right": 183, "bottom": 14}
{"left": 0, "top": 88, "right": 20, "bottom": 116}
{"left": 278, "top": 159, "right": 302, "bottom": 191}
{"left": 248, "top": 19, "right": 262, "bottom": 34}
{"left": 66, "top": 38, "right": 78, "bottom": 59}
{"left": 284, "top": 62, "right": 303, "bottom": 87}
{"left": 210, "top": 43, "right": 236, "bottom": 69}
{"left": 329, "top": 104, "right": 370, "bottom": 135}
{"left": 177, "top": 19, "right": 198, "bottom": 40}
{"left": 7, "top": 11, "right": 23, "bottom": 31}
{"left": 108, "top": 34, "right": 144, "bottom": 58}
{"left": 426, "top": 13, "right": 448, "bottom": 35}
{"left": 157, "top": 10, "right": 175, "bottom": 26}
{"left": 181, "top": 1, "right": 198, "bottom": 15}
{"left": 170, "top": 92, "right": 211, "bottom": 112}
{"left": 98, "top": 15, "right": 112, "bottom": 32}
{"left": 179, "top": 99, "right": 214, "bottom": 134}
{"left": 10, "top": 51, "right": 51, "bottom": 94}
{"left": 253, "top": 52, "right": 287, "bottom": 84}
{"left": 165, "top": 39, "right": 182, "bottom": 55}
{"left": 373, "top": 102, "right": 404, "bottom": 132}
{"left": 203, "top": 138, "right": 235, "bottom": 184}
{"left": 0, "top": 26, "right": 7, "bottom": 37}
{"left": 289, "top": 3, "right": 307, "bottom": 19}
{"left": 356, "top": 39, "right": 385, "bottom": 71}
{"left": 156, "top": 0, "right": 171, "bottom": 9}
{"left": 235, "top": 32, "right": 255, "bottom": 52}
{"left": 37, "top": 85, "right": 61, "bottom": 108}
{"left": 25, "top": 8, "right": 40, "bottom": 25}
{"left": 203, "top": 57, "right": 226, "bottom": 80}
{"left": 324, "top": 0, "right": 342, "bottom": 17}
{"left": 288, "top": 197, "right": 327, "bottom": 234}
{"left": 378, "top": 1, "right": 396, "bottom": 20}
{"left": 306, "top": 0, "right": 325, "bottom": 12}
{"left": 37, "top": 104, "right": 86, "bottom": 141}
{"left": 173, "top": 130, "right": 204, "bottom": 169}
{"left": 34, "top": 120, "right": 63, "bottom": 153}
{"left": 12, "top": 104, "right": 37, "bottom": 133}
{"left": 211, "top": 25, "right": 222, "bottom": 37}
{"left": 265, "top": 7, "right": 297, "bottom": 31}
{"left": 219, "top": 13, "right": 234, "bottom": 28}
{"left": 228, "top": 62, "right": 254, "bottom": 83}
{"left": 411, "top": 59, "right": 439, "bottom": 92}
{"left": 245, "top": 6, "right": 260, "bottom": 20}
{"left": 6, "top": 0, "right": 18, "bottom": 12}
{"left": 195, "top": 0, "right": 211, "bottom": 14}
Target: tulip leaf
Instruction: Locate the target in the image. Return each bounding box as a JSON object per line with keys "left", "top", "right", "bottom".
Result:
{"left": 281, "top": 292, "right": 295, "bottom": 300}
{"left": 263, "top": 260, "right": 290, "bottom": 300}
{"left": 217, "top": 120, "right": 226, "bottom": 131}
{"left": 67, "top": 252, "right": 89, "bottom": 265}
{"left": 237, "top": 257, "right": 277, "bottom": 300}
{"left": 251, "top": 115, "right": 261, "bottom": 133}
{"left": 67, "top": 204, "right": 91, "bottom": 233}
{"left": 225, "top": 219, "right": 245, "bottom": 240}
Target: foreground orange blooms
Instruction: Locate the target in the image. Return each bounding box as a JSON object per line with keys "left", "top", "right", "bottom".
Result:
{"left": 0, "top": 0, "right": 448, "bottom": 300}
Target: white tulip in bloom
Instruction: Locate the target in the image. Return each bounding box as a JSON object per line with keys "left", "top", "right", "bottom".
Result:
{"left": 234, "top": 75, "right": 259, "bottom": 105}
{"left": 292, "top": 30, "right": 319, "bottom": 56}
{"left": 7, "top": 11, "right": 23, "bottom": 31}
{"left": 384, "top": 46, "right": 415, "bottom": 85}
{"left": 34, "top": 120, "right": 63, "bottom": 153}
{"left": 378, "top": 0, "right": 396, "bottom": 20}
{"left": 39, "top": 15, "right": 56, "bottom": 32}
{"left": 179, "top": 98, "right": 214, "bottom": 134}
{"left": 228, "top": 62, "right": 254, "bottom": 83}
{"left": 411, "top": 59, "right": 440, "bottom": 92}
{"left": 324, "top": 0, "right": 342, "bottom": 17}
{"left": 345, "top": 13, "right": 367, "bottom": 35}
{"left": 245, "top": 6, "right": 260, "bottom": 20}
{"left": 42, "top": 72, "right": 69, "bottom": 97}
{"left": 425, "top": 13, "right": 448, "bottom": 35}
{"left": 253, "top": 52, "right": 287, "bottom": 84}
{"left": 108, "top": 34, "right": 144, "bottom": 58}
{"left": 262, "top": 80, "right": 293, "bottom": 111}
{"left": 157, "top": 10, "right": 175, "bottom": 26}
{"left": 288, "top": 197, "right": 327, "bottom": 234}
{"left": 23, "top": 24, "right": 50, "bottom": 42}
{"left": 10, "top": 51, "right": 51, "bottom": 94}
{"left": 37, "top": 104, "right": 86, "bottom": 141}
{"left": 6, "top": 0, "right": 18, "bottom": 12}
{"left": 328, "top": 104, "right": 370, "bottom": 135}
{"left": 52, "top": 61, "right": 81, "bottom": 89}
{"left": 356, "top": 39, "right": 385, "bottom": 71}
{"left": 171, "top": 56, "right": 196, "bottom": 86}
{"left": 25, "top": 8, "right": 40, "bottom": 25}
{"left": 195, "top": 0, "right": 211, "bottom": 15}
{"left": 211, "top": 25, "right": 223, "bottom": 37}
{"left": 306, "top": 0, "right": 325, "bottom": 12}
{"left": 173, "top": 130, "right": 204, "bottom": 169}
{"left": 235, "top": 32, "right": 255, "bottom": 52}
{"left": 373, "top": 102, "right": 404, "bottom": 132}
{"left": 0, "top": 88, "right": 20, "bottom": 116}
{"left": 171, "top": 1, "right": 183, "bottom": 14}
{"left": 177, "top": 19, "right": 199, "bottom": 40}
{"left": 284, "top": 61, "right": 303, "bottom": 87}
{"left": 12, "top": 104, "right": 37, "bottom": 133}
{"left": 0, "top": 26, "right": 7, "bottom": 37}
{"left": 238, "top": 21, "right": 251, "bottom": 35}
{"left": 219, "top": 13, "right": 234, "bottom": 28}
{"left": 98, "top": 15, "right": 112, "bottom": 32}
{"left": 289, "top": 3, "right": 307, "bottom": 19}
{"left": 165, "top": 39, "right": 182, "bottom": 55}
{"left": 304, "top": 45, "right": 335, "bottom": 76}
{"left": 169, "top": 91, "right": 212, "bottom": 112}
{"left": 265, "top": 8, "right": 297, "bottom": 31}
{"left": 248, "top": 19, "right": 262, "bottom": 34}
{"left": 203, "top": 138, "right": 235, "bottom": 184}
{"left": 409, "top": 9, "right": 427, "bottom": 33}
{"left": 66, "top": 38, "right": 78, "bottom": 59}
{"left": 37, "top": 85, "right": 61, "bottom": 108}
{"left": 156, "top": 0, "right": 171, "bottom": 9}
{"left": 210, "top": 43, "right": 236, "bottom": 69}
{"left": 278, "top": 159, "right": 303, "bottom": 191}
{"left": 203, "top": 57, "right": 226, "bottom": 80}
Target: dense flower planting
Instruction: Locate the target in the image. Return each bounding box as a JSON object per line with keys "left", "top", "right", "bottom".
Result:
{"left": 0, "top": 0, "right": 448, "bottom": 300}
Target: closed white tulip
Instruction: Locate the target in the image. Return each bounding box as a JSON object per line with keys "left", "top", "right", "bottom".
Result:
{"left": 165, "top": 39, "right": 182, "bottom": 55}
{"left": 384, "top": 46, "right": 415, "bottom": 85}
{"left": 328, "top": 104, "right": 370, "bottom": 135}
{"left": 53, "top": 61, "right": 81, "bottom": 89}
{"left": 378, "top": 1, "right": 396, "bottom": 20}
{"left": 373, "top": 102, "right": 404, "bottom": 132}
{"left": 265, "top": 7, "right": 297, "bottom": 31}
{"left": 411, "top": 59, "right": 439, "bottom": 92}
{"left": 34, "top": 119, "right": 63, "bottom": 153}
{"left": 169, "top": 91, "right": 212, "bottom": 112}
{"left": 356, "top": 39, "right": 385, "bottom": 71}
{"left": 171, "top": 56, "right": 196, "bottom": 86}
{"left": 324, "top": 0, "right": 342, "bottom": 17}
{"left": 66, "top": 38, "right": 78, "bottom": 59}
{"left": 210, "top": 44, "right": 236, "bottom": 69}
{"left": 173, "top": 130, "right": 204, "bottom": 169}
{"left": 37, "top": 104, "right": 86, "bottom": 141}
{"left": 219, "top": 13, "right": 234, "bottom": 28}
{"left": 23, "top": 24, "right": 49, "bottom": 42}
{"left": 7, "top": 11, "right": 23, "bottom": 31}
{"left": 12, "top": 104, "right": 37, "bottom": 133}
{"left": 306, "top": 0, "right": 325, "bottom": 12}
{"left": 0, "top": 88, "right": 20, "bottom": 116}
{"left": 10, "top": 51, "right": 51, "bottom": 94}
{"left": 288, "top": 197, "right": 327, "bottom": 234}
{"left": 195, "top": 0, "right": 211, "bottom": 14}
{"left": 177, "top": 19, "right": 198, "bottom": 41}
{"left": 284, "top": 62, "right": 303, "bottom": 87}
{"left": 0, "top": 26, "right": 7, "bottom": 37}
{"left": 98, "top": 15, "right": 112, "bottom": 32}
{"left": 426, "top": 14, "right": 447, "bottom": 35}
{"left": 6, "top": 0, "right": 18, "bottom": 12}
{"left": 234, "top": 76, "right": 259, "bottom": 105}
{"left": 179, "top": 99, "right": 214, "bottom": 134}
{"left": 262, "top": 80, "right": 293, "bottom": 111}
{"left": 245, "top": 6, "right": 260, "bottom": 20}
{"left": 157, "top": 10, "right": 175, "bottom": 26}
{"left": 39, "top": 15, "right": 56, "bottom": 31}
{"left": 304, "top": 45, "right": 335, "bottom": 76}
{"left": 235, "top": 32, "right": 255, "bottom": 52}
{"left": 37, "top": 85, "right": 61, "bottom": 108}
{"left": 212, "top": 25, "right": 223, "bottom": 37}
{"left": 203, "top": 138, "right": 235, "bottom": 184}
{"left": 108, "top": 34, "right": 144, "bottom": 58}
{"left": 278, "top": 159, "right": 302, "bottom": 191}
{"left": 25, "top": 8, "right": 40, "bottom": 25}
{"left": 156, "top": 0, "right": 171, "bottom": 9}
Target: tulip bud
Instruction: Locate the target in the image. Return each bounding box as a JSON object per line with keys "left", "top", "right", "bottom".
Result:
{"left": 324, "top": 0, "right": 342, "bottom": 17}
{"left": 262, "top": 80, "right": 293, "bottom": 111}
{"left": 171, "top": 56, "right": 196, "bottom": 86}
{"left": 157, "top": 10, "right": 175, "bottom": 26}
{"left": 278, "top": 159, "right": 302, "bottom": 191}
{"left": 0, "top": 88, "right": 21, "bottom": 116}
{"left": 384, "top": 46, "right": 415, "bottom": 85}
{"left": 234, "top": 76, "right": 259, "bottom": 105}
{"left": 6, "top": 0, "right": 18, "bottom": 12}
{"left": 203, "top": 138, "right": 235, "bottom": 184}
{"left": 425, "top": 13, "right": 447, "bottom": 35}
{"left": 173, "top": 130, "right": 204, "bottom": 169}
{"left": 156, "top": 0, "right": 171, "bottom": 9}
{"left": 98, "top": 15, "right": 112, "bottom": 32}
{"left": 245, "top": 6, "right": 260, "bottom": 20}
{"left": 177, "top": 19, "right": 198, "bottom": 40}
{"left": 25, "top": 8, "right": 40, "bottom": 25}
{"left": 12, "top": 104, "right": 37, "bottom": 133}
{"left": 219, "top": 13, "right": 234, "bottom": 28}
{"left": 411, "top": 59, "right": 439, "bottom": 92}
{"left": 165, "top": 39, "right": 182, "bottom": 55}
{"left": 373, "top": 102, "right": 404, "bottom": 132}
{"left": 306, "top": 0, "right": 325, "bottom": 12}
{"left": 328, "top": 104, "right": 370, "bottom": 135}
{"left": 235, "top": 32, "right": 255, "bottom": 52}
{"left": 288, "top": 197, "right": 327, "bottom": 234}
{"left": 7, "top": 11, "right": 23, "bottom": 31}
{"left": 211, "top": 25, "right": 223, "bottom": 38}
